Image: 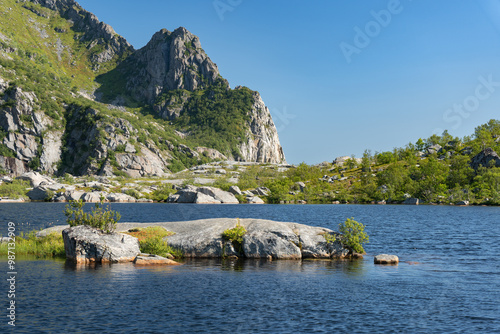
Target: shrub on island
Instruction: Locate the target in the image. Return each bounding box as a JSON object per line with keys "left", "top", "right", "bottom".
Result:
{"left": 64, "top": 196, "right": 121, "bottom": 233}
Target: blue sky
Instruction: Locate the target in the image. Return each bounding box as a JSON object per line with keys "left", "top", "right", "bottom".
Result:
{"left": 77, "top": 0, "right": 500, "bottom": 164}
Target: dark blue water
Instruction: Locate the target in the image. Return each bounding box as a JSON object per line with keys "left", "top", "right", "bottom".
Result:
{"left": 1, "top": 203, "right": 499, "bottom": 333}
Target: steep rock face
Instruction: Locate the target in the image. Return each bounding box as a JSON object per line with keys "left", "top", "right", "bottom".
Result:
{"left": 0, "top": 83, "right": 59, "bottom": 175}
{"left": 121, "top": 27, "right": 220, "bottom": 105}
{"left": 238, "top": 91, "right": 286, "bottom": 163}
{"left": 0, "top": 156, "right": 27, "bottom": 175}
{"left": 58, "top": 107, "right": 171, "bottom": 177}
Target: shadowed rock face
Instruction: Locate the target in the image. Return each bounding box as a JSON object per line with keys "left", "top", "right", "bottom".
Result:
{"left": 470, "top": 148, "right": 500, "bottom": 170}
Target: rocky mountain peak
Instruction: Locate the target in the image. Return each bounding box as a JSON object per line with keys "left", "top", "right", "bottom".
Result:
{"left": 120, "top": 27, "right": 220, "bottom": 104}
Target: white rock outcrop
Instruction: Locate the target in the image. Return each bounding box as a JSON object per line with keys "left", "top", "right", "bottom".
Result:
{"left": 168, "top": 185, "right": 239, "bottom": 204}
{"left": 238, "top": 91, "right": 286, "bottom": 164}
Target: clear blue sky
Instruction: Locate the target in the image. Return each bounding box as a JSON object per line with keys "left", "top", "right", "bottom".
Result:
{"left": 77, "top": 0, "right": 500, "bottom": 164}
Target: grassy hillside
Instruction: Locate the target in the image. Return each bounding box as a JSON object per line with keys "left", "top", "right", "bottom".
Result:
{"left": 220, "top": 120, "right": 500, "bottom": 205}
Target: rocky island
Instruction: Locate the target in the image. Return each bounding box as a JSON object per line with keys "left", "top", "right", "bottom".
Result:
{"left": 38, "top": 218, "right": 353, "bottom": 263}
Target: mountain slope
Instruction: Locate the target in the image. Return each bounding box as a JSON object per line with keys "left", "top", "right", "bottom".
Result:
{"left": 0, "top": 0, "right": 285, "bottom": 177}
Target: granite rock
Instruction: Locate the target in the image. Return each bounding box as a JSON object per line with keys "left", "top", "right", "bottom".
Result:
{"left": 62, "top": 225, "right": 140, "bottom": 263}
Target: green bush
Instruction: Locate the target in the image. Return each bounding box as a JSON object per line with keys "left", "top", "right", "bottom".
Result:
{"left": 212, "top": 177, "right": 232, "bottom": 191}
{"left": 265, "top": 177, "right": 294, "bottom": 203}
{"left": 222, "top": 219, "right": 247, "bottom": 254}
{"left": 338, "top": 218, "right": 369, "bottom": 254}
{"left": 60, "top": 173, "right": 75, "bottom": 184}
{"left": 123, "top": 188, "right": 141, "bottom": 199}
{"left": 64, "top": 197, "right": 121, "bottom": 233}
{"left": 115, "top": 144, "right": 126, "bottom": 152}
{"left": 28, "top": 156, "right": 41, "bottom": 170}
{"left": 113, "top": 169, "right": 128, "bottom": 178}
{"left": 168, "top": 159, "right": 186, "bottom": 173}
{"left": 0, "top": 180, "right": 30, "bottom": 199}
{"left": 151, "top": 184, "right": 176, "bottom": 202}
{"left": 0, "top": 144, "right": 16, "bottom": 158}
{"left": 322, "top": 232, "right": 337, "bottom": 244}
{"left": 140, "top": 236, "right": 169, "bottom": 255}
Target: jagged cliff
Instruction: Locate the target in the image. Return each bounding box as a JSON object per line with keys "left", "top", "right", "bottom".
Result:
{"left": 239, "top": 90, "right": 285, "bottom": 163}
{"left": 118, "top": 27, "right": 220, "bottom": 104}
{"left": 0, "top": 0, "right": 285, "bottom": 177}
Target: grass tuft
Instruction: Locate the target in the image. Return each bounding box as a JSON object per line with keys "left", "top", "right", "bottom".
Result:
{"left": 0, "top": 231, "right": 65, "bottom": 258}
{"left": 124, "top": 226, "right": 183, "bottom": 258}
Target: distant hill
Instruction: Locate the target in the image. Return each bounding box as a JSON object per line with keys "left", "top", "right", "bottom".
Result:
{"left": 0, "top": 0, "right": 285, "bottom": 177}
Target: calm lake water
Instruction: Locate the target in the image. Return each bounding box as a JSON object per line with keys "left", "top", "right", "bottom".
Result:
{"left": 1, "top": 203, "right": 499, "bottom": 333}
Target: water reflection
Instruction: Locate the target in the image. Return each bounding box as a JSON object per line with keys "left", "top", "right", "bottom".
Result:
{"left": 63, "top": 259, "right": 180, "bottom": 274}
{"left": 184, "top": 257, "right": 368, "bottom": 276}
{"left": 63, "top": 260, "right": 113, "bottom": 271}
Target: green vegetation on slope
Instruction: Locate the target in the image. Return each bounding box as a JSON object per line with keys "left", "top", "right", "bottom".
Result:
{"left": 172, "top": 80, "right": 254, "bottom": 158}
{"left": 232, "top": 119, "right": 500, "bottom": 205}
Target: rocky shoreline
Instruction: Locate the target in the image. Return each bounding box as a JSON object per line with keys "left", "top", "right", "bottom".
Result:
{"left": 1, "top": 170, "right": 493, "bottom": 206}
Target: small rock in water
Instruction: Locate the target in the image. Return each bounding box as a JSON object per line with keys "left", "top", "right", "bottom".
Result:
{"left": 374, "top": 254, "right": 399, "bottom": 265}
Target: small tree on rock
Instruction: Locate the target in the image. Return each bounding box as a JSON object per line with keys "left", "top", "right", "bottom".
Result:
{"left": 64, "top": 196, "right": 121, "bottom": 233}
{"left": 338, "top": 218, "right": 369, "bottom": 254}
